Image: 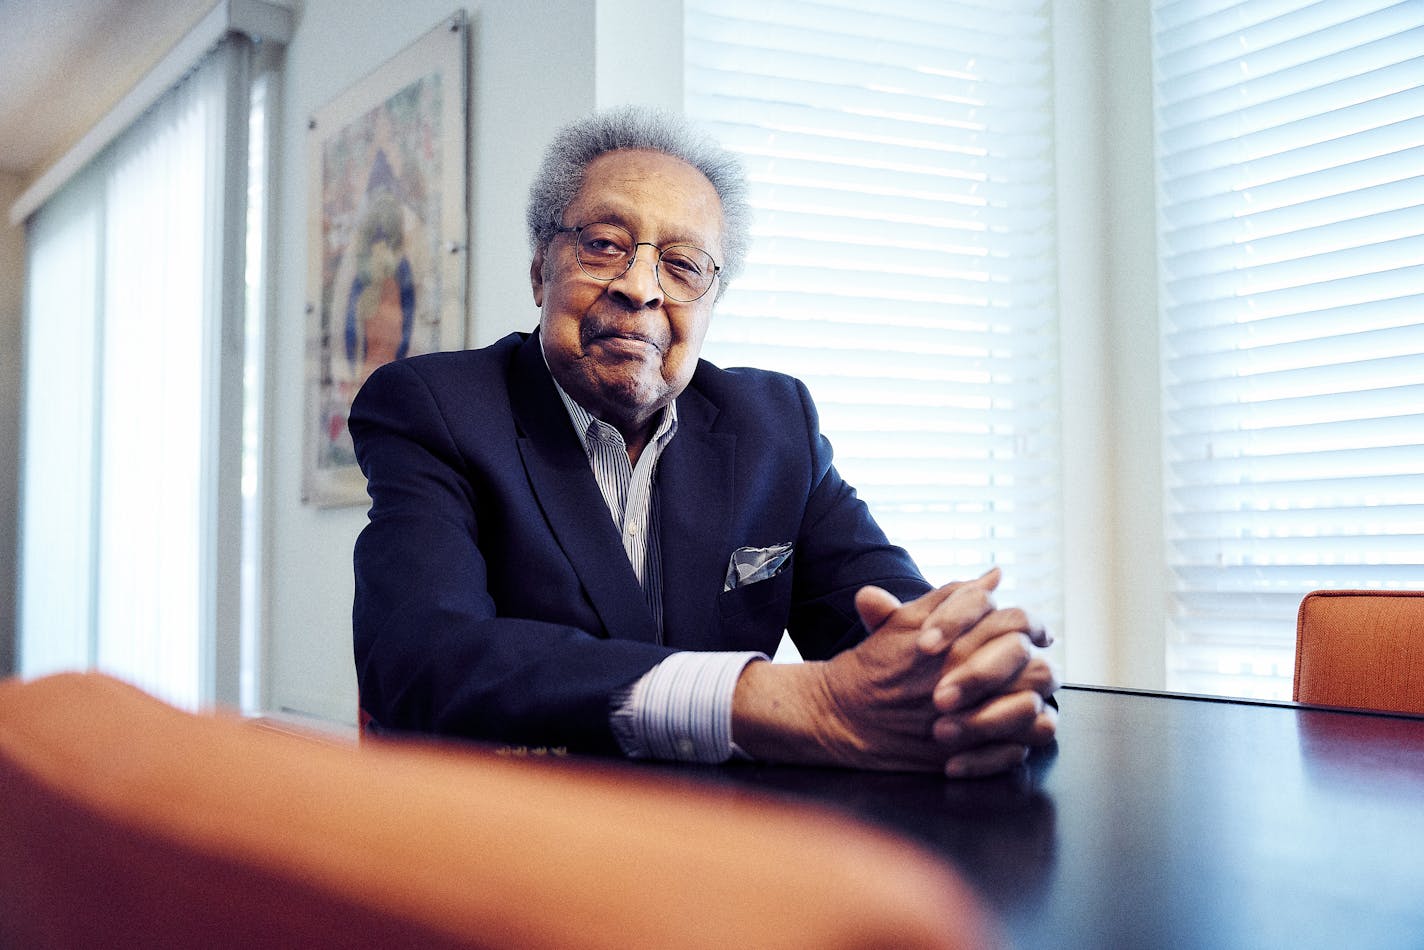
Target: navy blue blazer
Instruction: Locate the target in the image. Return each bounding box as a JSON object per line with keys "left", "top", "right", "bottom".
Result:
{"left": 350, "top": 331, "right": 929, "bottom": 753}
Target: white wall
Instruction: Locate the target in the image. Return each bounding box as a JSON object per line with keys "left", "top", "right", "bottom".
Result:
{"left": 1100, "top": 0, "right": 1165, "bottom": 690}
{"left": 0, "top": 172, "right": 22, "bottom": 677}
{"left": 1054, "top": 0, "right": 1164, "bottom": 690}
{"left": 1054, "top": 0, "right": 1115, "bottom": 687}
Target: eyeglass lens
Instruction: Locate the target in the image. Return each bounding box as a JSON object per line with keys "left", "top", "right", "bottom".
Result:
{"left": 573, "top": 222, "right": 716, "bottom": 301}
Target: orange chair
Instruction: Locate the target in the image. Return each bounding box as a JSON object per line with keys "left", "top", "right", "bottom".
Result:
{"left": 1294, "top": 590, "right": 1424, "bottom": 716}
{"left": 0, "top": 672, "right": 1000, "bottom": 950}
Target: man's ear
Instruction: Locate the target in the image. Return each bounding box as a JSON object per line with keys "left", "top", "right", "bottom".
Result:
{"left": 530, "top": 246, "right": 546, "bottom": 307}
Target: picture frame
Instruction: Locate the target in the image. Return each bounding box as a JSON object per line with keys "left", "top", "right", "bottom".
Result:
{"left": 302, "top": 11, "right": 468, "bottom": 507}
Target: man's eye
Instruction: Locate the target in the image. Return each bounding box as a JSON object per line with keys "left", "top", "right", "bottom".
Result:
{"left": 583, "top": 238, "right": 625, "bottom": 256}
{"left": 663, "top": 253, "right": 703, "bottom": 276}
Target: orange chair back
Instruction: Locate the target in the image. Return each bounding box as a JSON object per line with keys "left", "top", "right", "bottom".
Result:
{"left": 1, "top": 672, "right": 999, "bottom": 950}
{"left": 1294, "top": 590, "right": 1424, "bottom": 715}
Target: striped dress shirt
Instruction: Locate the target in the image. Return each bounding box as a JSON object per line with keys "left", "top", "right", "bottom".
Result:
{"left": 550, "top": 376, "right": 763, "bottom": 763}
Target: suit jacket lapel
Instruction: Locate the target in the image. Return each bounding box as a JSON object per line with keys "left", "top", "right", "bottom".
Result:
{"left": 508, "top": 334, "right": 662, "bottom": 645}
{"left": 657, "top": 380, "right": 736, "bottom": 650}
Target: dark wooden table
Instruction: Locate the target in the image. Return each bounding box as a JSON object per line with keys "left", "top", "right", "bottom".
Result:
{"left": 667, "top": 686, "right": 1424, "bottom": 949}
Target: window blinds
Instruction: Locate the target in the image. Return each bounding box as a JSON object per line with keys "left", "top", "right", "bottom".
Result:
{"left": 684, "top": 0, "right": 1060, "bottom": 628}
{"left": 1155, "top": 0, "right": 1424, "bottom": 698}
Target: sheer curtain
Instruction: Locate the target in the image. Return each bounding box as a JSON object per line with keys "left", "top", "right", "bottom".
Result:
{"left": 1155, "top": 0, "right": 1424, "bottom": 698}
{"left": 685, "top": 0, "right": 1061, "bottom": 636}
{"left": 20, "top": 39, "right": 253, "bottom": 709}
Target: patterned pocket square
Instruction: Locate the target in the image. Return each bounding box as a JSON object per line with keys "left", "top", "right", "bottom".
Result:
{"left": 724, "top": 542, "right": 794, "bottom": 592}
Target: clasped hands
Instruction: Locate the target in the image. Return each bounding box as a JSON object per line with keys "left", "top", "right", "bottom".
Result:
{"left": 834, "top": 567, "right": 1059, "bottom": 776}
{"left": 733, "top": 567, "right": 1058, "bottom": 777}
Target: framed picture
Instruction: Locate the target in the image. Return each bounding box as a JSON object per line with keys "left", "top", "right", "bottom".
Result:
{"left": 303, "top": 12, "right": 468, "bottom": 507}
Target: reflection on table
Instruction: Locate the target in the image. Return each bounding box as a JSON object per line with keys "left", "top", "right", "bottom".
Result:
{"left": 659, "top": 686, "right": 1424, "bottom": 950}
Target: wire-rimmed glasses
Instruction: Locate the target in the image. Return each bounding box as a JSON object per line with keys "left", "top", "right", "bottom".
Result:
{"left": 553, "top": 219, "right": 720, "bottom": 302}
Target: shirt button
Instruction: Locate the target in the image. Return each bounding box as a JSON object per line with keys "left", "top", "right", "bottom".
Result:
{"left": 676, "top": 738, "right": 696, "bottom": 758}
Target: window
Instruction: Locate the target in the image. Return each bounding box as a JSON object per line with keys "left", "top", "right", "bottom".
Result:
{"left": 1155, "top": 0, "right": 1424, "bottom": 698}
{"left": 19, "top": 36, "right": 270, "bottom": 710}
{"left": 684, "top": 0, "right": 1061, "bottom": 635}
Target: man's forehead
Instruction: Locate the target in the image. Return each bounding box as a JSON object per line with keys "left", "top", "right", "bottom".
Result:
{"left": 567, "top": 150, "right": 723, "bottom": 248}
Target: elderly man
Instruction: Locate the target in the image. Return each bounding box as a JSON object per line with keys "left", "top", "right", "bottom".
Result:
{"left": 350, "top": 107, "right": 1057, "bottom": 776}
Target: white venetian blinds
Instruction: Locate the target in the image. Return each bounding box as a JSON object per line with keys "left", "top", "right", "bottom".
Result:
{"left": 684, "top": 0, "right": 1060, "bottom": 626}
{"left": 1156, "top": 0, "right": 1424, "bottom": 698}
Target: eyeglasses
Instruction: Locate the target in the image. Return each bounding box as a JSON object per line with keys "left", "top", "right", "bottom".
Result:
{"left": 553, "top": 218, "right": 720, "bottom": 302}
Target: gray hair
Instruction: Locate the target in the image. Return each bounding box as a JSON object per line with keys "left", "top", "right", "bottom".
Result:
{"left": 525, "top": 106, "right": 750, "bottom": 297}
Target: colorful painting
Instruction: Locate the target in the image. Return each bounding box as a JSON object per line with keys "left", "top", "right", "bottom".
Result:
{"left": 304, "top": 13, "right": 467, "bottom": 506}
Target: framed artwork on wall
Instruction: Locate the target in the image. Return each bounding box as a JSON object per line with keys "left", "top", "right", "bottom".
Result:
{"left": 303, "top": 11, "right": 468, "bottom": 507}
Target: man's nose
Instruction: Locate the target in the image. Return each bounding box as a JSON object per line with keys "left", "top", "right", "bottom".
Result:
{"left": 608, "top": 245, "right": 664, "bottom": 309}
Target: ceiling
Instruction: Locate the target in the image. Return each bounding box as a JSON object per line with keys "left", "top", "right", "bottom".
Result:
{"left": 0, "top": 0, "right": 215, "bottom": 181}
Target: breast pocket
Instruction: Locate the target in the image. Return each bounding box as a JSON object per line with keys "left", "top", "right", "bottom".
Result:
{"left": 715, "top": 567, "right": 794, "bottom": 653}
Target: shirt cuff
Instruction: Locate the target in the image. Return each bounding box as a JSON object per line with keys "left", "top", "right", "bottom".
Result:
{"left": 610, "top": 651, "right": 766, "bottom": 763}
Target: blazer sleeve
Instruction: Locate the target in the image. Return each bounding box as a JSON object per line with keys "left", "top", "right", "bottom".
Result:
{"left": 349, "top": 359, "right": 673, "bottom": 754}
{"left": 782, "top": 377, "right": 933, "bottom": 660}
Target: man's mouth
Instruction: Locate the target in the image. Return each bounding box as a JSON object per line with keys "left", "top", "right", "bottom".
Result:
{"left": 583, "top": 327, "right": 664, "bottom": 355}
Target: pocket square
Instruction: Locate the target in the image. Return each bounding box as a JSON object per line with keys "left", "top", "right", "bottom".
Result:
{"left": 724, "top": 542, "right": 794, "bottom": 592}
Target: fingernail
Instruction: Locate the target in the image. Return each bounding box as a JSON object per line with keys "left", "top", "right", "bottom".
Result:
{"left": 945, "top": 759, "right": 970, "bottom": 779}
{"left": 934, "top": 683, "right": 960, "bottom": 710}
{"left": 917, "top": 627, "right": 946, "bottom": 652}
{"left": 935, "top": 718, "right": 960, "bottom": 743}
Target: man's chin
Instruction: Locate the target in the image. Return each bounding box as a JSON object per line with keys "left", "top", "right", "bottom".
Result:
{"left": 594, "top": 373, "right": 680, "bottom": 426}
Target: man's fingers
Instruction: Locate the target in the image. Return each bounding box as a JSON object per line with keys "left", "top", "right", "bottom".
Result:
{"left": 935, "top": 695, "right": 1059, "bottom": 775}
{"left": 856, "top": 566, "right": 998, "bottom": 642}
{"left": 932, "top": 688, "right": 1048, "bottom": 745}
{"left": 932, "top": 633, "right": 1036, "bottom": 711}
{"left": 1009, "top": 609, "right": 1051, "bottom": 649}
{"left": 942, "top": 743, "right": 1031, "bottom": 779}
{"left": 915, "top": 567, "right": 1001, "bottom": 654}
{"left": 853, "top": 585, "right": 902, "bottom": 633}
{"left": 931, "top": 694, "right": 1058, "bottom": 779}
{"left": 898, "top": 576, "right": 975, "bottom": 630}
{"left": 934, "top": 607, "right": 1051, "bottom": 668}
